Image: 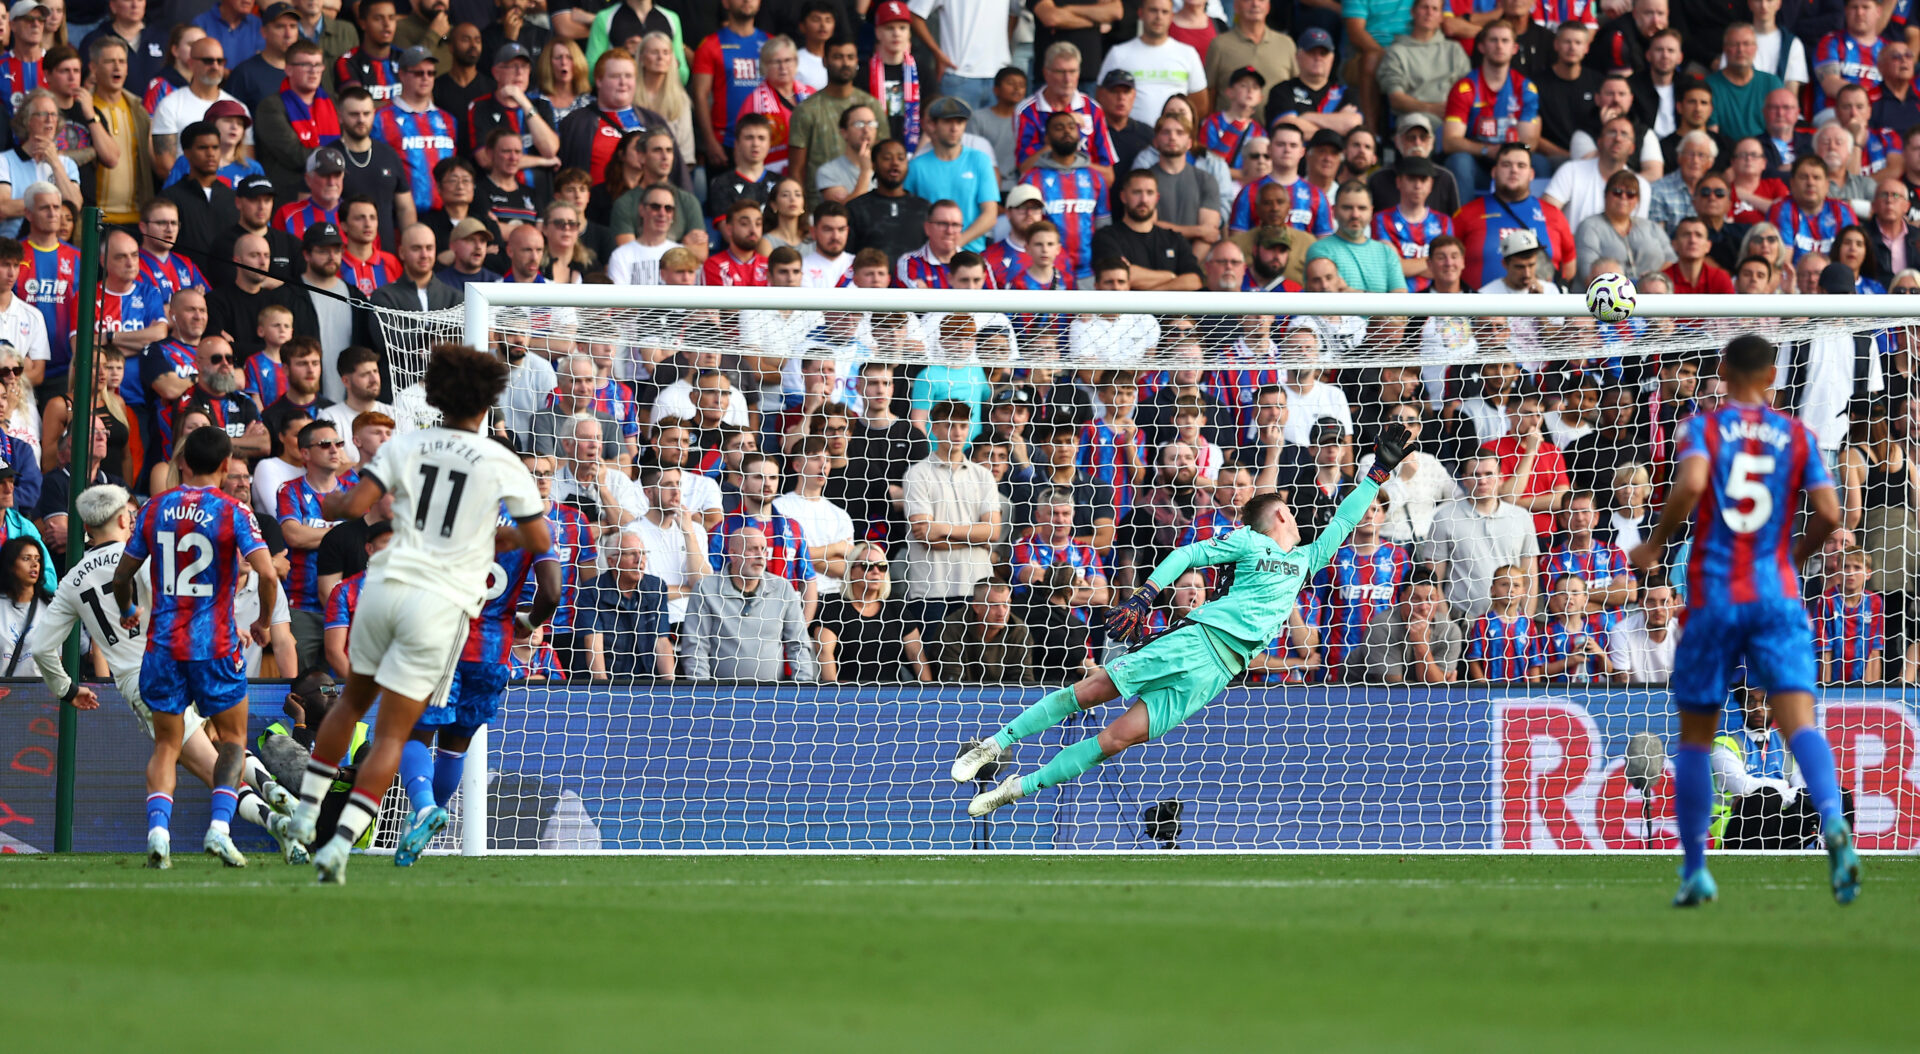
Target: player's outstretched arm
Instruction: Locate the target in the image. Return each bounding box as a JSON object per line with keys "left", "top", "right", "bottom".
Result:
{"left": 1306, "top": 424, "right": 1415, "bottom": 571}
{"left": 320, "top": 474, "right": 388, "bottom": 523}
{"left": 1628, "top": 454, "right": 1709, "bottom": 574}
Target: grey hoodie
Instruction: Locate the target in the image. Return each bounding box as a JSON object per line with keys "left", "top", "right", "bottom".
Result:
{"left": 681, "top": 571, "right": 818, "bottom": 683}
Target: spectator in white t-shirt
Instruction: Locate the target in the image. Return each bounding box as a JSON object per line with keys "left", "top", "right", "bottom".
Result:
{"left": 799, "top": 200, "right": 854, "bottom": 287}
{"left": 1609, "top": 575, "right": 1681, "bottom": 684}
{"left": 1068, "top": 258, "right": 1160, "bottom": 362}
{"left": 604, "top": 184, "right": 681, "bottom": 285}
{"left": 1279, "top": 330, "right": 1354, "bottom": 447}
{"left": 629, "top": 463, "right": 710, "bottom": 626}
{"left": 1096, "top": 0, "right": 1208, "bottom": 122}
{"left": 909, "top": 0, "right": 1016, "bottom": 111}
{"left": 772, "top": 435, "right": 856, "bottom": 597}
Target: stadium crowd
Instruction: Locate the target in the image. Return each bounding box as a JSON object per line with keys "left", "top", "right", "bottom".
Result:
{"left": 0, "top": 0, "right": 1911, "bottom": 690}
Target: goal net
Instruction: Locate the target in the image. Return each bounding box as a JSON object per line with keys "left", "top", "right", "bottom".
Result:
{"left": 370, "top": 286, "right": 1920, "bottom": 853}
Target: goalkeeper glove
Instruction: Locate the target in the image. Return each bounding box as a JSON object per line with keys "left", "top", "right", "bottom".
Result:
{"left": 1367, "top": 423, "right": 1416, "bottom": 484}
{"left": 1108, "top": 584, "right": 1160, "bottom": 645}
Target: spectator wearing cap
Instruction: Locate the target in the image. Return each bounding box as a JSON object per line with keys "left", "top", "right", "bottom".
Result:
{"left": 1381, "top": 0, "right": 1467, "bottom": 124}
{"left": 286, "top": 220, "right": 374, "bottom": 402}
{"left": 1372, "top": 156, "right": 1453, "bottom": 292}
{"left": 1267, "top": 28, "right": 1361, "bottom": 139}
{"left": 192, "top": 0, "right": 264, "bottom": 70}
{"left": 464, "top": 41, "right": 558, "bottom": 164}
{"left": 1366, "top": 115, "right": 1460, "bottom": 216}
{"left": 86, "top": 34, "right": 154, "bottom": 228}
{"left": 392, "top": 0, "right": 453, "bottom": 72}
{"left": 1096, "top": 0, "right": 1207, "bottom": 122}
{"left": 902, "top": 95, "right": 999, "bottom": 254}
{"left": 273, "top": 145, "right": 345, "bottom": 238}
{"left": 158, "top": 120, "right": 238, "bottom": 259}
{"left": 437, "top": 215, "right": 503, "bottom": 289}
{"left": 1093, "top": 68, "right": 1151, "bottom": 180}
{"left": 1201, "top": 0, "right": 1296, "bottom": 128}
{"left": 982, "top": 181, "right": 1042, "bottom": 284}
{"left": 152, "top": 36, "right": 246, "bottom": 176}
{"left": 251, "top": 38, "right": 338, "bottom": 193}
{"left": 162, "top": 98, "right": 262, "bottom": 191}
{"left": 1440, "top": 22, "right": 1541, "bottom": 195}
{"left": 1199, "top": 66, "right": 1262, "bottom": 179}
{"left": 209, "top": 175, "right": 301, "bottom": 287}
{"left": 335, "top": 86, "right": 419, "bottom": 252}
{"left": 373, "top": 45, "right": 459, "bottom": 214}
{"left": 226, "top": 2, "right": 302, "bottom": 107}
{"left": 1015, "top": 43, "right": 1118, "bottom": 184}
{"left": 1305, "top": 181, "right": 1403, "bottom": 293}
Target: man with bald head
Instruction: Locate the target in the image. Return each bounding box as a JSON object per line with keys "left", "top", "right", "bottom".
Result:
{"left": 159, "top": 333, "right": 269, "bottom": 459}
{"left": 370, "top": 223, "right": 462, "bottom": 315}
{"left": 207, "top": 232, "right": 300, "bottom": 363}
{"left": 1759, "top": 86, "right": 1813, "bottom": 178}
{"left": 681, "top": 526, "right": 818, "bottom": 683}
{"left": 1706, "top": 22, "right": 1784, "bottom": 142}
{"left": 97, "top": 230, "right": 171, "bottom": 358}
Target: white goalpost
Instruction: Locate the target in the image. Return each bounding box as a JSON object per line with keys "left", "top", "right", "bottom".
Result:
{"left": 359, "top": 285, "right": 1920, "bottom": 854}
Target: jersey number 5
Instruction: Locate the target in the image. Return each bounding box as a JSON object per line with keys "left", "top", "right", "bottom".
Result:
{"left": 415, "top": 465, "right": 469, "bottom": 538}
{"left": 155, "top": 529, "right": 215, "bottom": 596}
{"left": 1722, "top": 452, "right": 1775, "bottom": 535}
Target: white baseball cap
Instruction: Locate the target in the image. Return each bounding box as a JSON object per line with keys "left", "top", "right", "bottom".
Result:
{"left": 1499, "top": 228, "right": 1542, "bottom": 259}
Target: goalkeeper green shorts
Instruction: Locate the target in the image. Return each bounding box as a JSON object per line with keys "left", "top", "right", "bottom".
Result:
{"left": 1106, "top": 624, "right": 1241, "bottom": 740}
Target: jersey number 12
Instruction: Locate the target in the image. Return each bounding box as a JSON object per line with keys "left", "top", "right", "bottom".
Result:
{"left": 415, "top": 465, "right": 469, "bottom": 538}
{"left": 155, "top": 529, "right": 214, "bottom": 596}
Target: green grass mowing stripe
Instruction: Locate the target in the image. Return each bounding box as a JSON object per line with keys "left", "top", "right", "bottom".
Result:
{"left": 1, "top": 854, "right": 1913, "bottom": 1053}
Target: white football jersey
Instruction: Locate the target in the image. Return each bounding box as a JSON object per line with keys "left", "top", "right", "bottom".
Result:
{"left": 361, "top": 427, "right": 543, "bottom": 616}
{"left": 31, "top": 540, "right": 152, "bottom": 700}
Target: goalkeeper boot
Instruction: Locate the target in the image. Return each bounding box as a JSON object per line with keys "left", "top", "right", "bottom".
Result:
{"left": 203, "top": 827, "right": 247, "bottom": 868}
{"left": 313, "top": 838, "right": 350, "bottom": 885}
{"left": 950, "top": 739, "right": 1004, "bottom": 783}
{"left": 1825, "top": 818, "right": 1863, "bottom": 906}
{"left": 145, "top": 828, "right": 170, "bottom": 870}
{"left": 1672, "top": 867, "right": 1717, "bottom": 908}
{"left": 393, "top": 806, "right": 448, "bottom": 868}
{"left": 967, "top": 775, "right": 1027, "bottom": 818}
{"left": 267, "top": 813, "right": 310, "bottom": 865}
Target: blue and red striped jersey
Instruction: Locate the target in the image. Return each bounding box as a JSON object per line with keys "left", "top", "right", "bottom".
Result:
{"left": 461, "top": 512, "right": 559, "bottom": 664}
{"left": 1532, "top": 0, "right": 1599, "bottom": 28}
{"left": 1677, "top": 402, "right": 1832, "bottom": 608}
{"left": 1815, "top": 590, "right": 1884, "bottom": 681}
{"left": 1862, "top": 127, "right": 1903, "bottom": 173}
{"left": 137, "top": 249, "right": 205, "bottom": 300}
{"left": 1813, "top": 32, "right": 1884, "bottom": 112}
{"left": 546, "top": 501, "right": 595, "bottom": 634}
{"left": 1179, "top": 508, "right": 1242, "bottom": 546}
{"left": 17, "top": 238, "right": 78, "bottom": 375}
{"left": 341, "top": 248, "right": 402, "bottom": 295}
{"left": 1315, "top": 542, "right": 1411, "bottom": 675}
{"left": 1020, "top": 165, "right": 1108, "bottom": 286}
{"left": 1768, "top": 197, "right": 1857, "bottom": 260}
{"left": 545, "top": 384, "right": 641, "bottom": 442}
{"left": 981, "top": 237, "right": 1031, "bottom": 289}
{"left": 273, "top": 199, "right": 338, "bottom": 239}
{"left": 142, "top": 69, "right": 183, "bottom": 112}
{"left": 1204, "top": 365, "right": 1282, "bottom": 437}
{"left": 276, "top": 475, "right": 345, "bottom": 613}
{"left": 96, "top": 280, "right": 167, "bottom": 349}
{"left": 1199, "top": 112, "right": 1254, "bottom": 167}
{"left": 125, "top": 485, "right": 265, "bottom": 662}
{"left": 374, "top": 103, "right": 459, "bottom": 211}
{"left": 334, "top": 47, "right": 398, "bottom": 103}
{"left": 1373, "top": 207, "right": 1453, "bottom": 292}
{"left": 1077, "top": 418, "right": 1147, "bottom": 516}
{"left": 1004, "top": 265, "right": 1067, "bottom": 343}
{"left": 708, "top": 511, "right": 815, "bottom": 586}
{"left": 1468, "top": 610, "right": 1533, "bottom": 681}
{"left": 1528, "top": 611, "right": 1615, "bottom": 682}
{"left": 324, "top": 570, "right": 364, "bottom": 632}
{"left": 1010, "top": 533, "right": 1103, "bottom": 590}
{"left": 0, "top": 56, "right": 42, "bottom": 110}
{"left": 1013, "top": 91, "right": 1117, "bottom": 167}
{"left": 245, "top": 353, "right": 285, "bottom": 404}
{"left": 691, "top": 25, "right": 769, "bottom": 149}
{"left": 1543, "top": 539, "right": 1632, "bottom": 601}
{"left": 1444, "top": 69, "right": 1539, "bottom": 144}
{"left": 1228, "top": 175, "right": 1331, "bottom": 233}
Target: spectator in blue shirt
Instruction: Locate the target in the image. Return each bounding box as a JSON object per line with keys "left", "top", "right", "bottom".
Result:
{"left": 902, "top": 95, "right": 1001, "bottom": 252}
{"left": 579, "top": 530, "right": 673, "bottom": 679}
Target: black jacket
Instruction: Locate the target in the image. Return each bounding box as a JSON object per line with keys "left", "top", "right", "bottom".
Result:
{"left": 161, "top": 177, "right": 239, "bottom": 263}
{"left": 1865, "top": 222, "right": 1920, "bottom": 285}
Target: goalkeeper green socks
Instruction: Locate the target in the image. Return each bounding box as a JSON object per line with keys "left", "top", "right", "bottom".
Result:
{"left": 993, "top": 686, "right": 1082, "bottom": 750}
{"left": 1028, "top": 737, "right": 1109, "bottom": 792}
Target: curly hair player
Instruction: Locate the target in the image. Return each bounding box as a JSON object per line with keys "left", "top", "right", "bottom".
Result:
{"left": 952, "top": 424, "right": 1415, "bottom": 817}
{"left": 288, "top": 344, "right": 552, "bottom": 884}
{"left": 1628, "top": 333, "right": 1861, "bottom": 907}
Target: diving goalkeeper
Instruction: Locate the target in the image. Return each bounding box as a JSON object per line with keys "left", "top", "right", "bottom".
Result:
{"left": 952, "top": 423, "right": 1415, "bottom": 817}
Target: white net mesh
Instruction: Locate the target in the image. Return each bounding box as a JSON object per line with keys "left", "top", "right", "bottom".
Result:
{"left": 368, "top": 291, "right": 1920, "bottom": 853}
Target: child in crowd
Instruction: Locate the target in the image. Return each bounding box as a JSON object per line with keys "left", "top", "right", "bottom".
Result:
{"left": 1528, "top": 573, "right": 1614, "bottom": 684}
{"left": 1815, "top": 547, "right": 1884, "bottom": 685}
{"left": 1466, "top": 564, "right": 1532, "bottom": 682}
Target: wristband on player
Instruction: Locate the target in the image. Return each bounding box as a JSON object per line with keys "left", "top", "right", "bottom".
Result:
{"left": 120, "top": 602, "right": 138, "bottom": 620}
{"left": 59, "top": 681, "right": 79, "bottom": 705}
{"left": 1366, "top": 461, "right": 1393, "bottom": 485}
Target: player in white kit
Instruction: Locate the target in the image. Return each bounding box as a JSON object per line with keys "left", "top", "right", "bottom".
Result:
{"left": 29, "top": 484, "right": 308, "bottom": 863}
{"left": 289, "top": 345, "right": 551, "bottom": 883}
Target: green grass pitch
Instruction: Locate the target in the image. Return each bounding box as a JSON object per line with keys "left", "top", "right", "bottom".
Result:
{"left": 3, "top": 853, "right": 1914, "bottom": 1052}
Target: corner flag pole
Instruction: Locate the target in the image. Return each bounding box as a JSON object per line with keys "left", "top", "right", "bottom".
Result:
{"left": 55, "top": 206, "right": 102, "bottom": 852}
